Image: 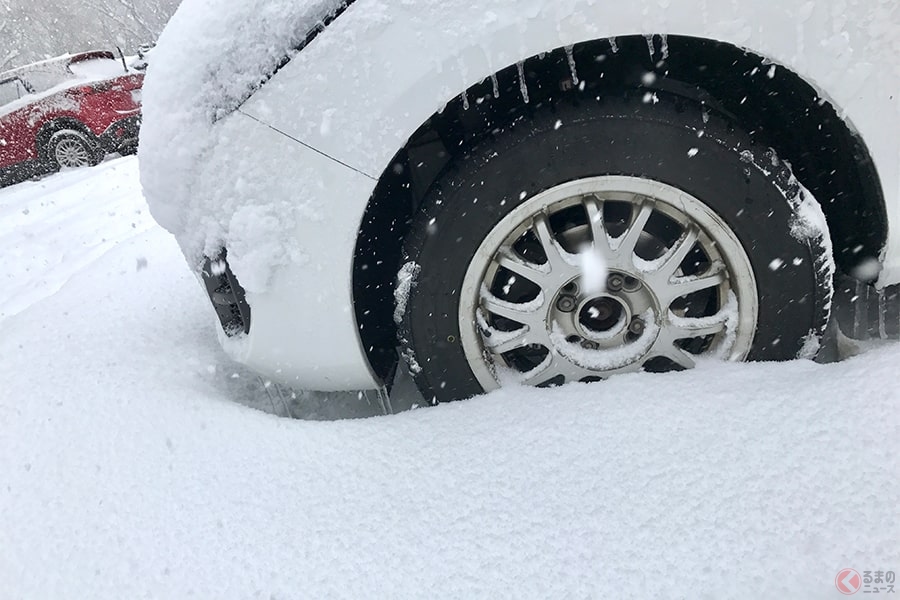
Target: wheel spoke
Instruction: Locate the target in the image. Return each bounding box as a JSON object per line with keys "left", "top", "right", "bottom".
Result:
{"left": 659, "top": 263, "right": 727, "bottom": 307}
{"left": 496, "top": 248, "right": 549, "bottom": 284}
{"left": 651, "top": 344, "right": 697, "bottom": 369}
{"left": 482, "top": 292, "right": 544, "bottom": 329}
{"left": 613, "top": 199, "right": 654, "bottom": 258}
{"left": 484, "top": 325, "right": 533, "bottom": 354}
{"left": 583, "top": 195, "right": 614, "bottom": 257}
{"left": 521, "top": 354, "right": 564, "bottom": 386}
{"left": 531, "top": 213, "right": 570, "bottom": 274}
{"left": 668, "top": 313, "right": 728, "bottom": 339}
{"left": 655, "top": 226, "right": 699, "bottom": 278}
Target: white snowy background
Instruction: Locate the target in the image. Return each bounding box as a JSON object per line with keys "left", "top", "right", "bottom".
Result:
{"left": 0, "top": 156, "right": 898, "bottom": 598}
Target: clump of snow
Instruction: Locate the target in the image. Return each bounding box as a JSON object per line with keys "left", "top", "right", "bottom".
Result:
{"left": 139, "top": 0, "right": 347, "bottom": 282}
{"left": 797, "top": 329, "right": 821, "bottom": 360}
{"left": 400, "top": 347, "right": 422, "bottom": 375}
{"left": 395, "top": 262, "right": 424, "bottom": 375}
{"left": 225, "top": 204, "right": 308, "bottom": 294}
{"left": 393, "top": 261, "right": 421, "bottom": 325}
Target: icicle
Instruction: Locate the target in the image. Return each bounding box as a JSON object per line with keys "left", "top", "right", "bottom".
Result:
{"left": 461, "top": 91, "right": 470, "bottom": 111}
{"left": 660, "top": 34, "right": 669, "bottom": 60}
{"left": 564, "top": 45, "right": 579, "bottom": 86}
{"left": 608, "top": 37, "right": 619, "bottom": 53}
{"left": 516, "top": 61, "right": 530, "bottom": 104}
{"left": 491, "top": 73, "right": 500, "bottom": 98}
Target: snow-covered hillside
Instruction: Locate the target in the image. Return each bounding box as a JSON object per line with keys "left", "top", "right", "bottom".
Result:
{"left": 1, "top": 158, "right": 898, "bottom": 598}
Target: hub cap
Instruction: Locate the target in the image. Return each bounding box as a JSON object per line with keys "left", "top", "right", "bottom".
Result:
{"left": 459, "top": 176, "right": 758, "bottom": 389}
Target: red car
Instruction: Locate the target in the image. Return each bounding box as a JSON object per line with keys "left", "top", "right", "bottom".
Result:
{"left": 0, "top": 50, "right": 143, "bottom": 186}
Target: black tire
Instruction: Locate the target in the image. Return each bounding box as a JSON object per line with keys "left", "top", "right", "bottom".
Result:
{"left": 398, "top": 92, "right": 833, "bottom": 403}
{"left": 47, "top": 129, "right": 102, "bottom": 170}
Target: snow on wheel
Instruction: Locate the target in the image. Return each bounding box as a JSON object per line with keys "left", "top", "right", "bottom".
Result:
{"left": 398, "top": 93, "right": 834, "bottom": 403}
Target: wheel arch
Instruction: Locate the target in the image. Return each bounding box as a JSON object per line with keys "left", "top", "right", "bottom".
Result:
{"left": 352, "top": 34, "right": 887, "bottom": 381}
{"left": 35, "top": 118, "right": 98, "bottom": 161}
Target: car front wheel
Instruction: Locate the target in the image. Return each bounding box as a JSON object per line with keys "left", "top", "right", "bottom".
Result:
{"left": 48, "top": 129, "right": 101, "bottom": 170}
{"left": 397, "top": 93, "right": 833, "bottom": 403}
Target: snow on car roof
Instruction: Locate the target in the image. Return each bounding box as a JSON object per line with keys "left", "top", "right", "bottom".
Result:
{"left": 0, "top": 50, "right": 116, "bottom": 81}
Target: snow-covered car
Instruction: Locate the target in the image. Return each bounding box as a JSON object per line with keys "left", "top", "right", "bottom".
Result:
{"left": 0, "top": 51, "right": 143, "bottom": 187}
{"left": 140, "top": 0, "right": 899, "bottom": 403}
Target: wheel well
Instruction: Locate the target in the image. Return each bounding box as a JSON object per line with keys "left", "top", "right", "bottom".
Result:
{"left": 353, "top": 33, "right": 887, "bottom": 381}
{"left": 35, "top": 118, "right": 96, "bottom": 160}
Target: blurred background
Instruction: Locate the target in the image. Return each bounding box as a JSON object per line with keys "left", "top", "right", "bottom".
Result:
{"left": 1, "top": 0, "right": 181, "bottom": 70}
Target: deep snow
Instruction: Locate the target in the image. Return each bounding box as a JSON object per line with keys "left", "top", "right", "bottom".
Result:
{"left": 1, "top": 158, "right": 899, "bottom": 598}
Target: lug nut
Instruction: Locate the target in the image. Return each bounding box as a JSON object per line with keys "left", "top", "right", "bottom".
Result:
{"left": 607, "top": 273, "right": 625, "bottom": 292}
{"left": 623, "top": 276, "right": 642, "bottom": 292}
{"left": 556, "top": 295, "right": 577, "bottom": 312}
{"left": 628, "top": 317, "right": 646, "bottom": 335}
{"left": 581, "top": 340, "right": 600, "bottom": 350}
{"left": 562, "top": 281, "right": 579, "bottom": 294}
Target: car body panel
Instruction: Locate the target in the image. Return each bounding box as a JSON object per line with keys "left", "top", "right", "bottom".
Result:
{"left": 142, "top": 0, "right": 899, "bottom": 391}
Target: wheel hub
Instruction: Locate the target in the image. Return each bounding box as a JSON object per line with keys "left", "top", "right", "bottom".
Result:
{"left": 549, "top": 269, "right": 660, "bottom": 368}
{"left": 579, "top": 296, "right": 624, "bottom": 333}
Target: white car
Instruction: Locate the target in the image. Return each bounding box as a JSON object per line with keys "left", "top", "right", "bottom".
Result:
{"left": 140, "top": 0, "right": 899, "bottom": 403}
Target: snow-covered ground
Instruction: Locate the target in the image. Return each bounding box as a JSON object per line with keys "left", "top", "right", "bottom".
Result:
{"left": 1, "top": 158, "right": 898, "bottom": 598}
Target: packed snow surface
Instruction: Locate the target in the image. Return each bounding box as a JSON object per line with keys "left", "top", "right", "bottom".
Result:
{"left": 2, "top": 159, "right": 900, "bottom": 598}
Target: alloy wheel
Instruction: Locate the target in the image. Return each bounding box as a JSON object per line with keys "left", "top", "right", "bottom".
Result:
{"left": 458, "top": 176, "right": 759, "bottom": 389}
